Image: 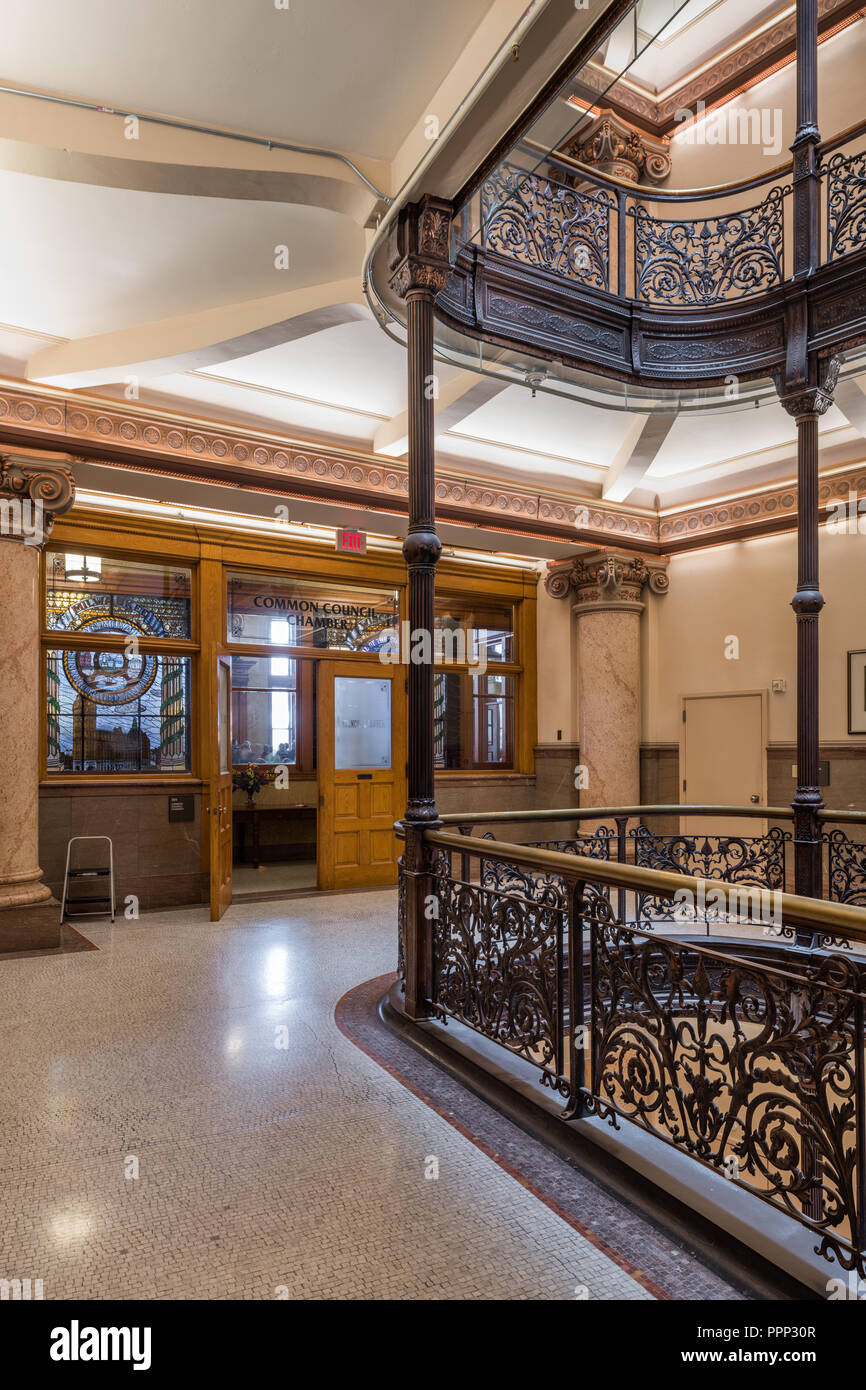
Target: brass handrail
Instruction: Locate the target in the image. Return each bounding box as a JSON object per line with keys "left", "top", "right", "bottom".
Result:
{"left": 424, "top": 828, "right": 866, "bottom": 941}
{"left": 437, "top": 803, "right": 794, "bottom": 825}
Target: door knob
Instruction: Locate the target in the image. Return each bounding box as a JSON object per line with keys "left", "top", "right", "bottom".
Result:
{"left": 750, "top": 794, "right": 760, "bottom": 803}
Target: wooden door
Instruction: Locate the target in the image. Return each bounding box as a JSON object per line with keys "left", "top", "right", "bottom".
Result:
{"left": 317, "top": 660, "right": 404, "bottom": 890}
{"left": 208, "top": 651, "right": 233, "bottom": 919}
{"left": 681, "top": 691, "right": 767, "bottom": 836}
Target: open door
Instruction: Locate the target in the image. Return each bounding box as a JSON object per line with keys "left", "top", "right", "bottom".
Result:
{"left": 317, "top": 659, "right": 404, "bottom": 890}
{"left": 208, "top": 650, "right": 233, "bottom": 920}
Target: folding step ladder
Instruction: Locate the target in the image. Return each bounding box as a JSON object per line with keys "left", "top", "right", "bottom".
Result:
{"left": 60, "top": 836, "right": 116, "bottom": 924}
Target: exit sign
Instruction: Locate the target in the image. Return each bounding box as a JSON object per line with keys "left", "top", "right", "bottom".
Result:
{"left": 336, "top": 529, "right": 366, "bottom": 554}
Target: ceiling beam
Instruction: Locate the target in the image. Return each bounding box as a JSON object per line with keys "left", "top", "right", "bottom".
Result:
{"left": 26, "top": 280, "right": 367, "bottom": 389}
{"left": 603, "top": 412, "right": 676, "bottom": 503}
{"left": 835, "top": 377, "right": 866, "bottom": 438}
{"left": 373, "top": 371, "right": 511, "bottom": 458}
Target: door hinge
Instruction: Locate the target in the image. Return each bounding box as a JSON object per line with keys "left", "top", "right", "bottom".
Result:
{"left": 682, "top": 708, "right": 686, "bottom": 722}
{"left": 319, "top": 794, "right": 324, "bottom": 807}
{"left": 683, "top": 780, "right": 687, "bottom": 793}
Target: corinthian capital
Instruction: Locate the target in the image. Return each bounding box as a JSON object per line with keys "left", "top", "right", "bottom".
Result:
{"left": 388, "top": 196, "right": 454, "bottom": 300}
{"left": 0, "top": 452, "right": 75, "bottom": 546}
{"left": 545, "top": 549, "right": 669, "bottom": 609}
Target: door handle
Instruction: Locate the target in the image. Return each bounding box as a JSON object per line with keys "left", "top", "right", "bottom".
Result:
{"left": 750, "top": 794, "right": 760, "bottom": 803}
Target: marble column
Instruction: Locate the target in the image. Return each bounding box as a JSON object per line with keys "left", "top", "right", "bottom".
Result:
{"left": 545, "top": 550, "right": 668, "bottom": 814}
{"left": 0, "top": 454, "right": 74, "bottom": 914}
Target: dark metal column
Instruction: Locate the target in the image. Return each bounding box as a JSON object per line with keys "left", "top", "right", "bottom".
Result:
{"left": 403, "top": 284, "right": 441, "bottom": 825}
{"left": 389, "top": 198, "right": 453, "bottom": 1017}
{"left": 792, "top": 0, "right": 821, "bottom": 279}
{"left": 781, "top": 0, "right": 836, "bottom": 899}
{"left": 790, "top": 409, "right": 824, "bottom": 898}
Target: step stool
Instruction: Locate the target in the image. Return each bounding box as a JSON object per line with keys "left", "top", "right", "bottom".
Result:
{"left": 60, "top": 836, "right": 116, "bottom": 925}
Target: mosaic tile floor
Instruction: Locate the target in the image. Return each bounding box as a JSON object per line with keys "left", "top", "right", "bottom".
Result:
{"left": 0, "top": 890, "right": 697, "bottom": 1301}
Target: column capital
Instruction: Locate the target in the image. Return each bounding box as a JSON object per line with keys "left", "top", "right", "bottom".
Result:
{"left": 545, "top": 548, "right": 669, "bottom": 611}
{"left": 778, "top": 356, "right": 840, "bottom": 419}
{"left": 0, "top": 452, "right": 75, "bottom": 546}
{"left": 387, "top": 196, "right": 454, "bottom": 301}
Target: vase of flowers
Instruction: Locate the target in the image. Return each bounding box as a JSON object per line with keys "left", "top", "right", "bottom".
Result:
{"left": 232, "top": 764, "right": 271, "bottom": 807}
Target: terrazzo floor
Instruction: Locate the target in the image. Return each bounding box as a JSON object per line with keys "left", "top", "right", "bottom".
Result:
{"left": 0, "top": 890, "right": 706, "bottom": 1301}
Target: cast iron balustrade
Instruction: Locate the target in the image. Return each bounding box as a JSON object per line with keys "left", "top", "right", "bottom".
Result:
{"left": 396, "top": 804, "right": 866, "bottom": 1280}
{"left": 480, "top": 164, "right": 612, "bottom": 290}
{"left": 475, "top": 131, "right": 866, "bottom": 308}
{"left": 826, "top": 148, "right": 866, "bottom": 260}
{"left": 630, "top": 187, "right": 787, "bottom": 306}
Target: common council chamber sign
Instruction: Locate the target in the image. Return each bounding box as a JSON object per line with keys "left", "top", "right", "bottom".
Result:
{"left": 227, "top": 572, "right": 398, "bottom": 653}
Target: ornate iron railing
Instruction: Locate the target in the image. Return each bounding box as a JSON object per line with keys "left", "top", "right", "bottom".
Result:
{"left": 429, "top": 869, "right": 568, "bottom": 1094}
{"left": 826, "top": 148, "right": 866, "bottom": 261}
{"left": 477, "top": 825, "right": 612, "bottom": 907}
{"left": 480, "top": 164, "right": 612, "bottom": 289}
{"left": 630, "top": 823, "right": 789, "bottom": 927}
{"left": 396, "top": 807, "right": 866, "bottom": 1280}
{"left": 580, "top": 882, "right": 865, "bottom": 1277}
{"left": 446, "top": 805, "right": 866, "bottom": 914}
{"left": 630, "top": 187, "right": 786, "bottom": 306}
{"left": 826, "top": 828, "right": 866, "bottom": 907}
{"left": 473, "top": 129, "right": 866, "bottom": 309}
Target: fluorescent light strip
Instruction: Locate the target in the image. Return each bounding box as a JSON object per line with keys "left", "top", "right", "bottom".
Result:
{"left": 72, "top": 490, "right": 537, "bottom": 572}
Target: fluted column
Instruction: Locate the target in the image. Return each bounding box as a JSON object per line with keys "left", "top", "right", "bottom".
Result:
{"left": 0, "top": 455, "right": 74, "bottom": 912}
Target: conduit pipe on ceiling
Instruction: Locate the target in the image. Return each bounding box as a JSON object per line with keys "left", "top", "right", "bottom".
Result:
{"left": 0, "top": 82, "right": 390, "bottom": 203}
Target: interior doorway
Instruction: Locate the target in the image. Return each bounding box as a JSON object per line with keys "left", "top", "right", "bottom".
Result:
{"left": 680, "top": 691, "right": 767, "bottom": 836}
{"left": 316, "top": 660, "right": 404, "bottom": 890}
{"left": 214, "top": 649, "right": 405, "bottom": 909}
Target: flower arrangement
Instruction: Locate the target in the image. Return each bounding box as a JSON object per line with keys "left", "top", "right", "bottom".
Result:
{"left": 232, "top": 764, "right": 275, "bottom": 805}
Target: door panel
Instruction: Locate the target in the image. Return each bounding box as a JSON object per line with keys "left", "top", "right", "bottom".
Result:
{"left": 681, "top": 692, "right": 766, "bottom": 837}
{"left": 318, "top": 660, "right": 405, "bottom": 890}
{"left": 209, "top": 651, "right": 233, "bottom": 920}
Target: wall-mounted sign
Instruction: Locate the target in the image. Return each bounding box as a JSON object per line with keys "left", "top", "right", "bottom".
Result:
{"left": 336, "top": 529, "right": 366, "bottom": 554}
{"left": 226, "top": 572, "right": 396, "bottom": 654}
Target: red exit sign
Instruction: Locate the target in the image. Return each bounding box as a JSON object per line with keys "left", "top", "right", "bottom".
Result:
{"left": 336, "top": 529, "right": 366, "bottom": 554}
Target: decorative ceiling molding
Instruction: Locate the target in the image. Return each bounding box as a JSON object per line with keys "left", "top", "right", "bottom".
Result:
{"left": 0, "top": 379, "right": 864, "bottom": 557}
{"left": 569, "top": 0, "right": 866, "bottom": 140}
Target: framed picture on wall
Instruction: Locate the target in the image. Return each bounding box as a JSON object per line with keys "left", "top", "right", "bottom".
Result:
{"left": 848, "top": 651, "right": 866, "bottom": 734}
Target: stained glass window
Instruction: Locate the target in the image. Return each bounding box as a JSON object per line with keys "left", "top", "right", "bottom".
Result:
{"left": 46, "top": 650, "right": 191, "bottom": 773}
{"left": 45, "top": 553, "right": 191, "bottom": 639}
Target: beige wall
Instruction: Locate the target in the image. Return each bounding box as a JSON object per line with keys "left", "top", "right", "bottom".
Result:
{"left": 536, "top": 576, "right": 576, "bottom": 743}
{"left": 534, "top": 525, "right": 866, "bottom": 756}
{"left": 643, "top": 528, "right": 866, "bottom": 746}
{"left": 668, "top": 21, "right": 866, "bottom": 189}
